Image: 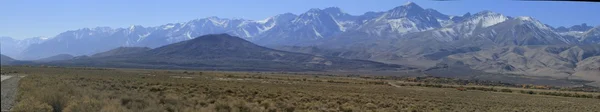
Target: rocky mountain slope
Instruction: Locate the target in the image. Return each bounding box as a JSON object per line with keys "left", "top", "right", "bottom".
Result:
{"left": 442, "top": 45, "right": 600, "bottom": 85}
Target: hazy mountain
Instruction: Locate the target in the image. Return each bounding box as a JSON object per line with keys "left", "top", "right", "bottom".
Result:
{"left": 50, "top": 34, "right": 408, "bottom": 71}
{"left": 0, "top": 36, "right": 48, "bottom": 59}
{"left": 20, "top": 27, "right": 154, "bottom": 60}
{"left": 555, "top": 24, "right": 597, "bottom": 43}
{"left": 554, "top": 23, "right": 594, "bottom": 32}
{"left": 1, "top": 54, "right": 16, "bottom": 65}
{"left": 36, "top": 54, "right": 75, "bottom": 62}
{"left": 91, "top": 47, "right": 151, "bottom": 58}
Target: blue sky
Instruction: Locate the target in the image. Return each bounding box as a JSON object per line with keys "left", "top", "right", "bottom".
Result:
{"left": 1, "top": 0, "right": 599, "bottom": 39}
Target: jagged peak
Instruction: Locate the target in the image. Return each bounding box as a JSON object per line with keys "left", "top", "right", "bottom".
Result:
{"left": 387, "top": 1, "right": 425, "bottom": 18}
{"left": 323, "top": 7, "right": 343, "bottom": 13}
{"left": 463, "top": 12, "right": 472, "bottom": 17}
{"left": 304, "top": 7, "right": 348, "bottom": 15}
{"left": 75, "top": 27, "right": 114, "bottom": 32}
{"left": 474, "top": 10, "right": 502, "bottom": 16}
{"left": 424, "top": 8, "right": 449, "bottom": 19}
{"left": 403, "top": 1, "right": 416, "bottom": 6}
{"left": 391, "top": 1, "right": 424, "bottom": 11}
{"left": 278, "top": 13, "right": 297, "bottom": 17}
{"left": 563, "top": 23, "right": 595, "bottom": 32}
{"left": 206, "top": 16, "right": 221, "bottom": 19}
{"left": 307, "top": 8, "right": 322, "bottom": 13}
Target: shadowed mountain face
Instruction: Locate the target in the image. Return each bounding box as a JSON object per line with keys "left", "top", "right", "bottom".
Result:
{"left": 91, "top": 47, "right": 151, "bottom": 58}
{"left": 51, "top": 34, "right": 408, "bottom": 71}
{"left": 36, "top": 54, "right": 75, "bottom": 62}
{"left": 1, "top": 54, "right": 15, "bottom": 65}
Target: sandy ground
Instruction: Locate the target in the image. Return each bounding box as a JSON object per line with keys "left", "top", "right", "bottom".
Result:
{"left": 1, "top": 75, "right": 21, "bottom": 111}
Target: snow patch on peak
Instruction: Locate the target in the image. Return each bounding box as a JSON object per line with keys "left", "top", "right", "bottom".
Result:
{"left": 207, "top": 17, "right": 228, "bottom": 27}
{"left": 403, "top": 1, "right": 415, "bottom": 6}
{"left": 163, "top": 24, "right": 175, "bottom": 30}
{"left": 128, "top": 25, "right": 141, "bottom": 33}
{"left": 185, "top": 31, "right": 193, "bottom": 39}
{"left": 33, "top": 36, "right": 51, "bottom": 40}
{"left": 256, "top": 16, "right": 273, "bottom": 24}
{"left": 516, "top": 16, "right": 534, "bottom": 21}
{"left": 480, "top": 16, "right": 508, "bottom": 27}
{"left": 312, "top": 26, "right": 323, "bottom": 38}
{"left": 515, "top": 16, "right": 550, "bottom": 30}
{"left": 465, "top": 12, "right": 508, "bottom": 28}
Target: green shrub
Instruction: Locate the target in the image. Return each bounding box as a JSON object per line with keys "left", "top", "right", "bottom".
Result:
{"left": 519, "top": 90, "right": 537, "bottom": 94}
{"left": 500, "top": 89, "right": 512, "bottom": 93}
{"left": 215, "top": 102, "right": 231, "bottom": 112}
{"left": 467, "top": 87, "right": 496, "bottom": 92}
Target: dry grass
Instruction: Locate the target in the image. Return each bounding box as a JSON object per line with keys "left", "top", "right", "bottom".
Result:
{"left": 389, "top": 81, "right": 600, "bottom": 99}
{"left": 5, "top": 66, "right": 600, "bottom": 112}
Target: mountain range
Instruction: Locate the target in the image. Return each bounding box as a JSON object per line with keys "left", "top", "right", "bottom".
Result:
{"left": 3, "top": 2, "right": 595, "bottom": 60}
{"left": 38, "top": 34, "right": 408, "bottom": 71}
{"left": 1, "top": 2, "right": 598, "bottom": 86}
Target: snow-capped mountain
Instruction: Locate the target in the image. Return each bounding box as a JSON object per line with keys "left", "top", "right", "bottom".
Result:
{"left": 356, "top": 2, "right": 445, "bottom": 36}
{"left": 415, "top": 11, "right": 510, "bottom": 42}
{"left": 403, "top": 10, "right": 575, "bottom": 47}
{"left": 9, "top": 2, "right": 597, "bottom": 60}
{"left": 255, "top": 7, "right": 357, "bottom": 45}
{"left": 474, "top": 16, "right": 575, "bottom": 46}
{"left": 19, "top": 15, "right": 299, "bottom": 59}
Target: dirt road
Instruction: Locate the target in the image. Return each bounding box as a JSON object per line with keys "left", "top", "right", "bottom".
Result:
{"left": 0, "top": 75, "right": 12, "bottom": 82}
{"left": 1, "top": 75, "right": 21, "bottom": 111}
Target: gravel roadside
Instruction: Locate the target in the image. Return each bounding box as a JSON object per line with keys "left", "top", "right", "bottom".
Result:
{"left": 1, "top": 75, "right": 22, "bottom": 112}
{"left": 1, "top": 75, "right": 12, "bottom": 82}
